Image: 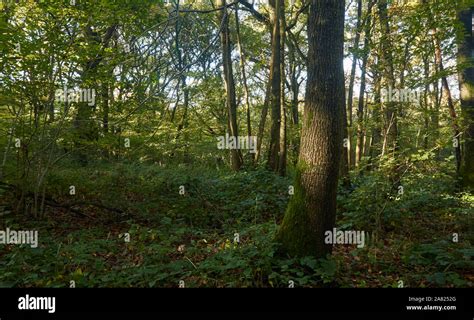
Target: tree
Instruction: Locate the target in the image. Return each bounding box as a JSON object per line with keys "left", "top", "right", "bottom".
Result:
{"left": 346, "top": 0, "right": 363, "bottom": 172}
{"left": 355, "top": 0, "right": 375, "bottom": 169}
{"left": 235, "top": 5, "right": 253, "bottom": 162}
{"left": 278, "top": 0, "right": 287, "bottom": 176}
{"left": 217, "top": 0, "right": 242, "bottom": 170}
{"left": 73, "top": 24, "right": 116, "bottom": 165}
{"left": 434, "top": 32, "right": 461, "bottom": 174}
{"left": 377, "top": 0, "right": 398, "bottom": 165}
{"left": 458, "top": 4, "right": 474, "bottom": 189}
{"left": 276, "top": 0, "right": 345, "bottom": 257}
{"left": 267, "top": 0, "right": 283, "bottom": 173}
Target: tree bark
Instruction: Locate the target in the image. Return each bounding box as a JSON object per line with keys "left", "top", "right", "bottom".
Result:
{"left": 368, "top": 65, "right": 382, "bottom": 171}
{"left": 287, "top": 36, "right": 301, "bottom": 165}
{"left": 433, "top": 33, "right": 461, "bottom": 173}
{"left": 347, "top": 0, "right": 363, "bottom": 171}
{"left": 276, "top": 0, "right": 345, "bottom": 257}
{"left": 278, "top": 0, "right": 287, "bottom": 176}
{"left": 267, "top": 0, "right": 282, "bottom": 172}
{"left": 341, "top": 97, "right": 351, "bottom": 187}
{"left": 256, "top": 80, "right": 271, "bottom": 163}
{"left": 235, "top": 6, "right": 254, "bottom": 162}
{"left": 217, "top": 0, "right": 242, "bottom": 170}
{"left": 356, "top": 0, "right": 374, "bottom": 168}
{"left": 458, "top": 6, "right": 474, "bottom": 189}
{"left": 377, "top": 0, "right": 399, "bottom": 182}
{"left": 74, "top": 24, "right": 116, "bottom": 165}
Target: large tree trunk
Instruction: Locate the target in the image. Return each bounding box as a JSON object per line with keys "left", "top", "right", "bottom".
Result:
{"left": 278, "top": 0, "right": 287, "bottom": 176}
{"left": 458, "top": 6, "right": 474, "bottom": 189}
{"left": 217, "top": 0, "right": 242, "bottom": 171}
{"left": 267, "top": 0, "right": 282, "bottom": 172}
{"left": 276, "top": 0, "right": 345, "bottom": 257}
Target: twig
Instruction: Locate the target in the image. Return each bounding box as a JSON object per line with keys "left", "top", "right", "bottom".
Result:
{"left": 185, "top": 256, "right": 198, "bottom": 270}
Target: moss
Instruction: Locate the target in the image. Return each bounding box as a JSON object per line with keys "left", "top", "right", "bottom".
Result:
{"left": 275, "top": 161, "right": 330, "bottom": 257}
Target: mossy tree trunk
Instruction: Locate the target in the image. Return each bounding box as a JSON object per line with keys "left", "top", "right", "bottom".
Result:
{"left": 276, "top": 0, "right": 345, "bottom": 257}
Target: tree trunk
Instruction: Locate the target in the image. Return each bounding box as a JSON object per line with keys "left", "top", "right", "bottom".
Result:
{"left": 422, "top": 54, "right": 430, "bottom": 150}
{"left": 267, "top": 0, "right": 282, "bottom": 172}
{"left": 256, "top": 80, "right": 271, "bottom": 163}
{"left": 287, "top": 36, "right": 300, "bottom": 164}
{"left": 74, "top": 25, "right": 116, "bottom": 165}
{"left": 102, "top": 80, "right": 109, "bottom": 134}
{"left": 347, "top": 0, "right": 363, "bottom": 171}
{"left": 288, "top": 39, "right": 299, "bottom": 126}
{"left": 217, "top": 0, "right": 242, "bottom": 170}
{"left": 356, "top": 0, "right": 374, "bottom": 168}
{"left": 433, "top": 34, "right": 461, "bottom": 172}
{"left": 458, "top": 6, "right": 474, "bottom": 189}
{"left": 235, "top": 6, "right": 254, "bottom": 162}
{"left": 368, "top": 65, "right": 382, "bottom": 171}
{"left": 276, "top": 0, "right": 345, "bottom": 257}
{"left": 278, "top": 0, "right": 287, "bottom": 176}
{"left": 377, "top": 0, "right": 399, "bottom": 182}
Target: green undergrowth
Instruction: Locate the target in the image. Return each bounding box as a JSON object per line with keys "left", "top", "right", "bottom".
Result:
{"left": 0, "top": 160, "right": 472, "bottom": 287}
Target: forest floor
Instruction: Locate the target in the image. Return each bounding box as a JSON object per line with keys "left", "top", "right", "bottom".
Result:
{"left": 0, "top": 161, "right": 472, "bottom": 287}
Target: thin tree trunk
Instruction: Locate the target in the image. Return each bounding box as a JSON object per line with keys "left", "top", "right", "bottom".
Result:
{"left": 102, "top": 80, "right": 109, "bottom": 134}
{"left": 287, "top": 37, "right": 300, "bottom": 164}
{"left": 74, "top": 25, "right": 116, "bottom": 165}
{"left": 368, "top": 65, "right": 382, "bottom": 171}
{"left": 422, "top": 55, "right": 430, "bottom": 150}
{"left": 377, "top": 0, "right": 399, "bottom": 182}
{"left": 256, "top": 80, "right": 271, "bottom": 163}
{"left": 434, "top": 33, "right": 461, "bottom": 173}
{"left": 347, "top": 0, "right": 363, "bottom": 170}
{"left": 341, "top": 100, "right": 351, "bottom": 187}
{"left": 235, "top": 6, "right": 254, "bottom": 162}
{"left": 218, "top": 0, "right": 242, "bottom": 170}
{"left": 356, "top": 0, "right": 374, "bottom": 169}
